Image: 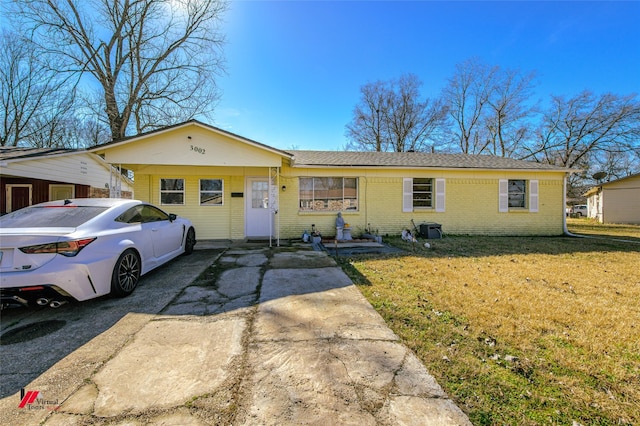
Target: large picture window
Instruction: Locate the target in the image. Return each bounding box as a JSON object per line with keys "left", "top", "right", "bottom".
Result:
{"left": 200, "top": 179, "right": 223, "bottom": 206}
{"left": 160, "top": 178, "right": 184, "bottom": 205}
{"left": 299, "top": 177, "right": 358, "bottom": 211}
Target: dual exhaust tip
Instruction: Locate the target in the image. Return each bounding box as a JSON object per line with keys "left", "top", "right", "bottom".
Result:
{"left": 36, "top": 298, "right": 67, "bottom": 308}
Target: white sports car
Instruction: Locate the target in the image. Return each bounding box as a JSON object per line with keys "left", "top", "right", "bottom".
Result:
{"left": 0, "top": 198, "right": 196, "bottom": 308}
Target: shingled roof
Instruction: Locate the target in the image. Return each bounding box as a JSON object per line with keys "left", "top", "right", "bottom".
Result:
{"left": 0, "top": 147, "right": 80, "bottom": 161}
{"left": 288, "top": 150, "right": 569, "bottom": 171}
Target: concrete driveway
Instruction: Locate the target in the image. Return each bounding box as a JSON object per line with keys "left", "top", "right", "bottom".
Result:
{"left": 0, "top": 249, "right": 221, "bottom": 398}
{"left": 0, "top": 242, "right": 470, "bottom": 425}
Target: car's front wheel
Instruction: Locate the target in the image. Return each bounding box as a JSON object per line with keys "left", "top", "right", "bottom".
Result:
{"left": 111, "top": 249, "right": 141, "bottom": 297}
{"left": 185, "top": 227, "right": 196, "bottom": 255}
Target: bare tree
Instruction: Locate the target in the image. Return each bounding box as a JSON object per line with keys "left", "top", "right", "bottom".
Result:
{"left": 345, "top": 74, "right": 446, "bottom": 152}
{"left": 595, "top": 150, "right": 640, "bottom": 182}
{"left": 10, "top": 0, "right": 228, "bottom": 140}
{"left": 384, "top": 74, "right": 447, "bottom": 152}
{"left": 0, "top": 31, "right": 76, "bottom": 147}
{"left": 442, "top": 58, "right": 495, "bottom": 154}
{"left": 523, "top": 91, "right": 640, "bottom": 198}
{"left": 526, "top": 91, "right": 640, "bottom": 169}
{"left": 345, "top": 80, "right": 389, "bottom": 152}
{"left": 484, "top": 68, "right": 538, "bottom": 158}
{"left": 442, "top": 58, "right": 538, "bottom": 157}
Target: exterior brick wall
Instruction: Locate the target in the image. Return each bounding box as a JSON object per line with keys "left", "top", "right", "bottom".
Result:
{"left": 131, "top": 164, "right": 567, "bottom": 240}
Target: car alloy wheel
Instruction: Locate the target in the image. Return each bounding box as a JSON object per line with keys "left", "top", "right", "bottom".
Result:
{"left": 111, "top": 249, "right": 141, "bottom": 297}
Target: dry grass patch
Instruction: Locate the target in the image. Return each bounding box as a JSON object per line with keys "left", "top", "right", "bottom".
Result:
{"left": 342, "top": 234, "right": 640, "bottom": 425}
{"left": 567, "top": 218, "right": 640, "bottom": 241}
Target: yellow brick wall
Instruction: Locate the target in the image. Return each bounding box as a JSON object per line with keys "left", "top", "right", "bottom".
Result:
{"left": 132, "top": 164, "right": 567, "bottom": 240}
{"left": 229, "top": 175, "right": 246, "bottom": 239}
{"left": 278, "top": 167, "right": 566, "bottom": 238}
{"left": 133, "top": 165, "right": 260, "bottom": 239}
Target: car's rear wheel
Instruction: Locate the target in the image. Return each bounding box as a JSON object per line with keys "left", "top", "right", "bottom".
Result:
{"left": 111, "top": 249, "right": 141, "bottom": 297}
{"left": 185, "top": 227, "right": 196, "bottom": 255}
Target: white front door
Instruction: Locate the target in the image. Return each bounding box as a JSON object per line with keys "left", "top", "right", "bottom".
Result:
{"left": 245, "top": 177, "right": 272, "bottom": 238}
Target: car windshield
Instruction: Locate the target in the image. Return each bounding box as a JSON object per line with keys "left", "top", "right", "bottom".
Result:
{"left": 0, "top": 206, "right": 108, "bottom": 228}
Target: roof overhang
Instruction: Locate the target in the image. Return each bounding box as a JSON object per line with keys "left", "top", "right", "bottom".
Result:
{"left": 90, "top": 120, "right": 292, "bottom": 168}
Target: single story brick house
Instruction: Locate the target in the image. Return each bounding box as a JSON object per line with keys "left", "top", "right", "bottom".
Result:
{"left": 584, "top": 173, "right": 640, "bottom": 224}
{"left": 90, "top": 120, "right": 572, "bottom": 241}
{"left": 0, "top": 147, "right": 133, "bottom": 214}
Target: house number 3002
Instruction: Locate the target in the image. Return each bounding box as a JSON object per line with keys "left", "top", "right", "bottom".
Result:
{"left": 190, "top": 145, "right": 206, "bottom": 154}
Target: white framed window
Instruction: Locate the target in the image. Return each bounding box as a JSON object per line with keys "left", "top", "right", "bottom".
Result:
{"left": 499, "top": 179, "right": 538, "bottom": 212}
{"left": 299, "top": 177, "right": 358, "bottom": 211}
{"left": 200, "top": 179, "right": 223, "bottom": 206}
{"left": 403, "top": 178, "right": 445, "bottom": 212}
{"left": 160, "top": 178, "right": 184, "bottom": 205}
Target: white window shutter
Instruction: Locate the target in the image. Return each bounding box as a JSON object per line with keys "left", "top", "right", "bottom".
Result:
{"left": 435, "top": 178, "right": 445, "bottom": 212}
{"left": 403, "top": 178, "right": 413, "bottom": 212}
{"left": 529, "top": 180, "right": 539, "bottom": 212}
{"left": 499, "top": 179, "right": 509, "bottom": 212}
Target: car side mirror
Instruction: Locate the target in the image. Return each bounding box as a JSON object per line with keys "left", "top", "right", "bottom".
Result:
{"left": 169, "top": 213, "right": 177, "bottom": 222}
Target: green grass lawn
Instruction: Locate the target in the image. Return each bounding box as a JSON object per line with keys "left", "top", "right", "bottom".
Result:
{"left": 340, "top": 225, "right": 640, "bottom": 425}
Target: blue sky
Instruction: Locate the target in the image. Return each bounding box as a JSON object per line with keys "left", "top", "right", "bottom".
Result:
{"left": 214, "top": 1, "right": 640, "bottom": 151}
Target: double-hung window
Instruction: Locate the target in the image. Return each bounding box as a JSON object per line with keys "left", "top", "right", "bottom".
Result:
{"left": 160, "top": 179, "right": 184, "bottom": 205}
{"left": 403, "top": 178, "right": 445, "bottom": 212}
{"left": 412, "top": 178, "right": 433, "bottom": 208}
{"left": 200, "top": 179, "right": 223, "bottom": 206}
{"left": 499, "top": 179, "right": 538, "bottom": 212}
{"left": 299, "top": 177, "right": 358, "bottom": 211}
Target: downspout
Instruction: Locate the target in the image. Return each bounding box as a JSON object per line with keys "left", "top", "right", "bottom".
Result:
{"left": 563, "top": 173, "right": 569, "bottom": 235}
{"left": 562, "top": 173, "right": 585, "bottom": 238}
{"left": 563, "top": 173, "right": 579, "bottom": 237}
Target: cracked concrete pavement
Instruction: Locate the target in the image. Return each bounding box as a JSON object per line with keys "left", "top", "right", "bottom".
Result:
{"left": 0, "top": 243, "right": 471, "bottom": 425}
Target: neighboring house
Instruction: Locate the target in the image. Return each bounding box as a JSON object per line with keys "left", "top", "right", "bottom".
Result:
{"left": 584, "top": 173, "right": 640, "bottom": 224}
{"left": 90, "top": 120, "right": 572, "bottom": 241}
{"left": 0, "top": 147, "right": 134, "bottom": 214}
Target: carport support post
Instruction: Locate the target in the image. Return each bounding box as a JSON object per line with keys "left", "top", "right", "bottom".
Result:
{"left": 269, "top": 167, "right": 281, "bottom": 247}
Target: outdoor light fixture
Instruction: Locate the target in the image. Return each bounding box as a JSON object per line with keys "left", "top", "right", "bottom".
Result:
{"left": 281, "top": 185, "right": 287, "bottom": 192}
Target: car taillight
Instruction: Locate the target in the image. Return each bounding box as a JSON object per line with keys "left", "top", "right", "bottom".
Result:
{"left": 19, "top": 238, "right": 97, "bottom": 257}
